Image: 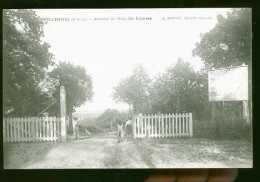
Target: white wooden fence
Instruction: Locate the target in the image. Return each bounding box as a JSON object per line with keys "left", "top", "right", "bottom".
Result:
{"left": 133, "top": 113, "right": 193, "bottom": 139}
{"left": 3, "top": 117, "right": 62, "bottom": 143}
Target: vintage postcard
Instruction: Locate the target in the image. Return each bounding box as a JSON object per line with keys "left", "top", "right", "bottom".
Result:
{"left": 3, "top": 8, "right": 252, "bottom": 168}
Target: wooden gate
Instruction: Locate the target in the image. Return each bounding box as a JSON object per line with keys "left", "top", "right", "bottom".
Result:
{"left": 133, "top": 113, "right": 193, "bottom": 139}
{"left": 3, "top": 117, "right": 62, "bottom": 143}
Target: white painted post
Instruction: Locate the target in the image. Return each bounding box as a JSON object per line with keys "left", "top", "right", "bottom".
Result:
{"left": 156, "top": 114, "right": 158, "bottom": 138}
{"left": 189, "top": 113, "right": 193, "bottom": 137}
{"left": 16, "top": 119, "right": 20, "bottom": 142}
{"left": 28, "top": 117, "right": 31, "bottom": 142}
{"left": 14, "top": 118, "right": 17, "bottom": 142}
{"left": 23, "top": 117, "right": 26, "bottom": 142}
{"left": 39, "top": 117, "right": 42, "bottom": 141}
{"left": 165, "top": 115, "right": 169, "bottom": 137}
{"left": 151, "top": 114, "right": 154, "bottom": 138}
{"left": 3, "top": 118, "right": 6, "bottom": 143}
{"left": 162, "top": 114, "right": 164, "bottom": 138}
{"left": 141, "top": 115, "right": 143, "bottom": 138}
{"left": 157, "top": 114, "right": 160, "bottom": 138}
{"left": 170, "top": 114, "right": 173, "bottom": 137}
{"left": 181, "top": 113, "right": 183, "bottom": 137}
{"left": 31, "top": 117, "right": 34, "bottom": 142}
{"left": 35, "top": 117, "right": 38, "bottom": 142}
{"left": 172, "top": 114, "right": 174, "bottom": 137}
{"left": 133, "top": 116, "right": 136, "bottom": 139}
{"left": 20, "top": 118, "right": 23, "bottom": 142}
{"left": 54, "top": 117, "right": 57, "bottom": 140}
{"left": 10, "top": 118, "right": 13, "bottom": 143}
{"left": 60, "top": 86, "right": 67, "bottom": 142}
{"left": 47, "top": 116, "right": 50, "bottom": 141}
{"left": 179, "top": 113, "right": 182, "bottom": 137}
{"left": 185, "top": 113, "right": 188, "bottom": 137}
{"left": 6, "top": 118, "right": 9, "bottom": 143}
{"left": 176, "top": 113, "right": 179, "bottom": 137}
{"left": 49, "top": 117, "right": 52, "bottom": 141}
{"left": 43, "top": 117, "right": 46, "bottom": 141}
{"left": 136, "top": 116, "right": 138, "bottom": 139}
{"left": 168, "top": 114, "right": 171, "bottom": 137}
{"left": 144, "top": 115, "right": 147, "bottom": 137}
{"left": 147, "top": 115, "right": 150, "bottom": 138}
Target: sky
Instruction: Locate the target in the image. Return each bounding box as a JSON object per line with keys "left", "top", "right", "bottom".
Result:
{"left": 35, "top": 9, "right": 229, "bottom": 112}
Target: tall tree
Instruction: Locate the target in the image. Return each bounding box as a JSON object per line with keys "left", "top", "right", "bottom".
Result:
{"left": 193, "top": 8, "right": 252, "bottom": 122}
{"left": 48, "top": 62, "right": 94, "bottom": 133}
{"left": 193, "top": 8, "right": 251, "bottom": 68}
{"left": 3, "top": 9, "right": 53, "bottom": 117}
{"left": 150, "top": 58, "right": 208, "bottom": 114}
{"left": 112, "top": 63, "right": 151, "bottom": 114}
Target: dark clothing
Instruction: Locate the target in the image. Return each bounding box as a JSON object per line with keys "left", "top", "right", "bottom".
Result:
{"left": 126, "top": 125, "right": 132, "bottom": 135}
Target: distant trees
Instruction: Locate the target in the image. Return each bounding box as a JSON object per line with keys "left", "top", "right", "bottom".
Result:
{"left": 3, "top": 9, "right": 53, "bottom": 117}
{"left": 112, "top": 63, "right": 151, "bottom": 114}
{"left": 96, "top": 109, "right": 128, "bottom": 131}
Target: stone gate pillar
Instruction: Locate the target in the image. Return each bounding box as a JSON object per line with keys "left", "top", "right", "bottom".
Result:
{"left": 60, "top": 86, "right": 67, "bottom": 142}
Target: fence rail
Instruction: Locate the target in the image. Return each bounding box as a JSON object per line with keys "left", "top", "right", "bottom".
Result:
{"left": 3, "top": 117, "right": 62, "bottom": 143}
{"left": 133, "top": 113, "right": 193, "bottom": 139}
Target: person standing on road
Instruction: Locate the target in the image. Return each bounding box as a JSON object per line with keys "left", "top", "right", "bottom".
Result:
{"left": 116, "top": 120, "right": 124, "bottom": 143}
{"left": 125, "top": 116, "right": 133, "bottom": 141}
{"left": 73, "top": 117, "right": 80, "bottom": 140}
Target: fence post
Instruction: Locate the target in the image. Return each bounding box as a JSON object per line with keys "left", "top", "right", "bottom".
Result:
{"left": 133, "top": 115, "right": 136, "bottom": 139}
{"left": 189, "top": 113, "right": 193, "bottom": 137}
{"left": 60, "top": 86, "right": 67, "bottom": 142}
{"left": 144, "top": 115, "right": 147, "bottom": 138}
{"left": 3, "top": 118, "right": 6, "bottom": 143}
{"left": 147, "top": 115, "right": 150, "bottom": 138}
{"left": 162, "top": 114, "right": 164, "bottom": 138}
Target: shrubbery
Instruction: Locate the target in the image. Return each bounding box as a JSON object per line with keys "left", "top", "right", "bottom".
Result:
{"left": 96, "top": 109, "right": 129, "bottom": 131}
{"left": 79, "top": 109, "right": 129, "bottom": 134}
{"left": 194, "top": 118, "right": 251, "bottom": 141}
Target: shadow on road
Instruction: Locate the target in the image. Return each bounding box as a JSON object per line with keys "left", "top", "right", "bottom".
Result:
{"left": 133, "top": 140, "right": 156, "bottom": 168}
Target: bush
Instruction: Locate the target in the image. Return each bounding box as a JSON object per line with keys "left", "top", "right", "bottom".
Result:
{"left": 77, "top": 109, "right": 129, "bottom": 133}
{"left": 83, "top": 124, "right": 104, "bottom": 133}
{"left": 96, "top": 109, "right": 129, "bottom": 130}
{"left": 194, "top": 118, "right": 252, "bottom": 141}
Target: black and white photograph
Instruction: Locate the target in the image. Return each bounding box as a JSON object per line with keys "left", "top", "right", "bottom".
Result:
{"left": 3, "top": 8, "right": 252, "bottom": 169}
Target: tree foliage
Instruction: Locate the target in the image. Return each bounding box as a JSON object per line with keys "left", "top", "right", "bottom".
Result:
{"left": 97, "top": 109, "right": 128, "bottom": 131}
{"left": 193, "top": 8, "right": 251, "bottom": 69}
{"left": 48, "top": 62, "right": 94, "bottom": 115}
{"left": 3, "top": 9, "right": 53, "bottom": 117}
{"left": 150, "top": 58, "right": 208, "bottom": 114}
{"left": 112, "top": 63, "right": 151, "bottom": 114}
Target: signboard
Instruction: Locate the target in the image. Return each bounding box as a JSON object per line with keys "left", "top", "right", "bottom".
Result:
{"left": 208, "top": 65, "right": 248, "bottom": 101}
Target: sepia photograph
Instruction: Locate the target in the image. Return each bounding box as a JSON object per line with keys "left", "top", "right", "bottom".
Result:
{"left": 3, "top": 8, "right": 252, "bottom": 169}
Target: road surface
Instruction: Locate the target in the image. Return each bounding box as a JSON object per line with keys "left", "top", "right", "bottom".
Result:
{"left": 4, "top": 132, "right": 252, "bottom": 168}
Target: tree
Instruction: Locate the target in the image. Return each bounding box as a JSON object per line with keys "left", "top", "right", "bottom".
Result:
{"left": 112, "top": 63, "right": 151, "bottom": 114}
{"left": 150, "top": 58, "right": 208, "bottom": 114}
{"left": 49, "top": 62, "right": 94, "bottom": 133}
{"left": 193, "top": 8, "right": 251, "bottom": 69}
{"left": 3, "top": 9, "right": 53, "bottom": 117}
{"left": 193, "top": 8, "right": 252, "bottom": 123}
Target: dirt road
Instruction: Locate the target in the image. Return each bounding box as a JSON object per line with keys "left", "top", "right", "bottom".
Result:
{"left": 4, "top": 132, "right": 252, "bottom": 168}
